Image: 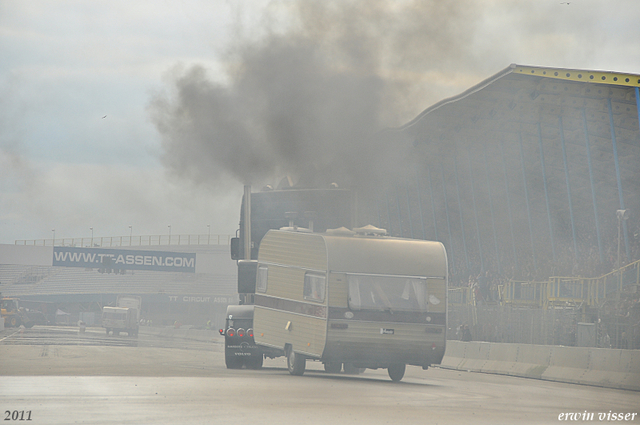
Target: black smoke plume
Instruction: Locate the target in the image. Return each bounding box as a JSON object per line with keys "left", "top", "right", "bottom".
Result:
{"left": 149, "top": 0, "right": 478, "bottom": 192}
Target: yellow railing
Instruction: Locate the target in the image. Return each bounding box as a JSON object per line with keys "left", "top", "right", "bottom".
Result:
{"left": 448, "top": 286, "right": 474, "bottom": 306}
{"left": 547, "top": 259, "right": 640, "bottom": 307}
{"left": 498, "top": 259, "right": 640, "bottom": 309}
{"left": 450, "top": 259, "right": 640, "bottom": 309}
{"left": 502, "top": 280, "right": 546, "bottom": 308}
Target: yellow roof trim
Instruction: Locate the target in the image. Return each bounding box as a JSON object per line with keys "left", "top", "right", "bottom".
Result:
{"left": 512, "top": 64, "right": 640, "bottom": 87}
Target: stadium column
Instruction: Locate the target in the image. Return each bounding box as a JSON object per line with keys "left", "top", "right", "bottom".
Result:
{"left": 385, "top": 192, "right": 393, "bottom": 236}
{"left": 441, "top": 163, "right": 455, "bottom": 274}
{"left": 414, "top": 168, "right": 426, "bottom": 240}
{"left": 453, "top": 152, "right": 470, "bottom": 271}
{"left": 500, "top": 138, "right": 519, "bottom": 270}
{"left": 467, "top": 152, "right": 484, "bottom": 273}
{"left": 558, "top": 115, "right": 579, "bottom": 261}
{"left": 538, "top": 123, "right": 556, "bottom": 262}
{"left": 607, "top": 98, "right": 630, "bottom": 262}
{"left": 636, "top": 87, "right": 640, "bottom": 131}
{"left": 518, "top": 132, "right": 537, "bottom": 271}
{"left": 395, "top": 187, "right": 404, "bottom": 237}
{"left": 483, "top": 145, "right": 501, "bottom": 273}
{"left": 581, "top": 109, "right": 604, "bottom": 263}
{"left": 405, "top": 180, "right": 414, "bottom": 239}
{"left": 427, "top": 166, "right": 439, "bottom": 242}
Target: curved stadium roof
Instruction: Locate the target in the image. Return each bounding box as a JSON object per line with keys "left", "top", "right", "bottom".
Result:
{"left": 380, "top": 64, "right": 640, "bottom": 281}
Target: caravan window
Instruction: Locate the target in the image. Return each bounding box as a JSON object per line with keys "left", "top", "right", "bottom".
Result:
{"left": 303, "top": 273, "right": 326, "bottom": 302}
{"left": 347, "top": 274, "right": 428, "bottom": 312}
{"left": 257, "top": 265, "right": 268, "bottom": 293}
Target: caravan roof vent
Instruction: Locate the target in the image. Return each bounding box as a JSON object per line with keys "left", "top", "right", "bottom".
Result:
{"left": 279, "top": 226, "right": 313, "bottom": 233}
{"left": 353, "top": 225, "right": 387, "bottom": 236}
{"left": 325, "top": 227, "right": 356, "bottom": 236}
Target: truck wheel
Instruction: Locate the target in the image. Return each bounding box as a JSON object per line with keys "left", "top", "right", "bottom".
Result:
{"left": 343, "top": 363, "right": 364, "bottom": 374}
{"left": 388, "top": 364, "right": 406, "bottom": 382}
{"left": 225, "top": 354, "right": 243, "bottom": 369}
{"left": 323, "top": 361, "right": 342, "bottom": 374}
{"left": 248, "top": 355, "right": 264, "bottom": 370}
{"left": 9, "top": 316, "right": 19, "bottom": 327}
{"left": 287, "top": 350, "right": 306, "bottom": 376}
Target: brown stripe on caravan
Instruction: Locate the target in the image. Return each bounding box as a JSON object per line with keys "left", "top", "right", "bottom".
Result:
{"left": 255, "top": 294, "right": 327, "bottom": 319}
{"left": 328, "top": 308, "right": 446, "bottom": 325}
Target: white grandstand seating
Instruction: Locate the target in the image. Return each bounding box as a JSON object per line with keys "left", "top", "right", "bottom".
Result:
{"left": 0, "top": 265, "right": 235, "bottom": 297}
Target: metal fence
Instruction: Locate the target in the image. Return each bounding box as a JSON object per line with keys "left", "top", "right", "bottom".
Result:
{"left": 449, "top": 304, "right": 577, "bottom": 346}
{"left": 492, "top": 259, "right": 640, "bottom": 309}
{"left": 449, "top": 302, "right": 639, "bottom": 349}
{"left": 15, "top": 234, "right": 233, "bottom": 247}
{"left": 448, "top": 259, "right": 640, "bottom": 349}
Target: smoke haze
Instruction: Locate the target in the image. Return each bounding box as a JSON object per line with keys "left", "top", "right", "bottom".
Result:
{"left": 2, "top": 0, "right": 639, "bottom": 244}
{"left": 149, "top": 0, "right": 640, "bottom": 281}
{"left": 149, "top": 0, "right": 480, "bottom": 191}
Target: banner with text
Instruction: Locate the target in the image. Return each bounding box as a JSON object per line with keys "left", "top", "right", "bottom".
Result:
{"left": 52, "top": 247, "right": 196, "bottom": 273}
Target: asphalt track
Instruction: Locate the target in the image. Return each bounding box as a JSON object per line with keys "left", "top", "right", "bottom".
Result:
{"left": 0, "top": 326, "right": 637, "bottom": 425}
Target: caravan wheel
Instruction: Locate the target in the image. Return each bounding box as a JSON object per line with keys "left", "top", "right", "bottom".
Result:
{"left": 388, "top": 364, "right": 406, "bottom": 382}
{"left": 323, "top": 361, "right": 342, "bottom": 374}
{"left": 287, "top": 350, "right": 306, "bottom": 376}
{"left": 343, "top": 363, "right": 364, "bottom": 374}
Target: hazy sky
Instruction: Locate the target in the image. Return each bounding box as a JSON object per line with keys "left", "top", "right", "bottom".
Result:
{"left": 1, "top": 0, "right": 639, "bottom": 244}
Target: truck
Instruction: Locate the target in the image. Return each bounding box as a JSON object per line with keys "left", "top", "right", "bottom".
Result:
{"left": 1, "top": 296, "right": 45, "bottom": 328}
{"left": 225, "top": 185, "right": 448, "bottom": 381}
{"left": 102, "top": 295, "right": 141, "bottom": 337}
{"left": 222, "top": 184, "right": 355, "bottom": 368}
{"left": 250, "top": 226, "right": 448, "bottom": 381}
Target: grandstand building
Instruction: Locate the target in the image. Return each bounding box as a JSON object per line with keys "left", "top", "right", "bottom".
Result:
{"left": 0, "top": 237, "right": 236, "bottom": 328}
{"left": 374, "top": 64, "right": 640, "bottom": 283}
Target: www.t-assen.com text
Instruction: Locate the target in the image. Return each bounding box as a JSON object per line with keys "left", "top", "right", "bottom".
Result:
{"left": 559, "top": 412, "right": 637, "bottom": 421}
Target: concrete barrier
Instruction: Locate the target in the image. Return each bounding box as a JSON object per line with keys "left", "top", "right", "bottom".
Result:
{"left": 482, "top": 342, "right": 519, "bottom": 376}
{"left": 440, "top": 339, "right": 466, "bottom": 369}
{"left": 512, "top": 343, "right": 551, "bottom": 379}
{"left": 543, "top": 345, "right": 591, "bottom": 385}
{"left": 457, "top": 341, "right": 491, "bottom": 372}
{"left": 582, "top": 348, "right": 626, "bottom": 389}
{"left": 441, "top": 340, "right": 640, "bottom": 391}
